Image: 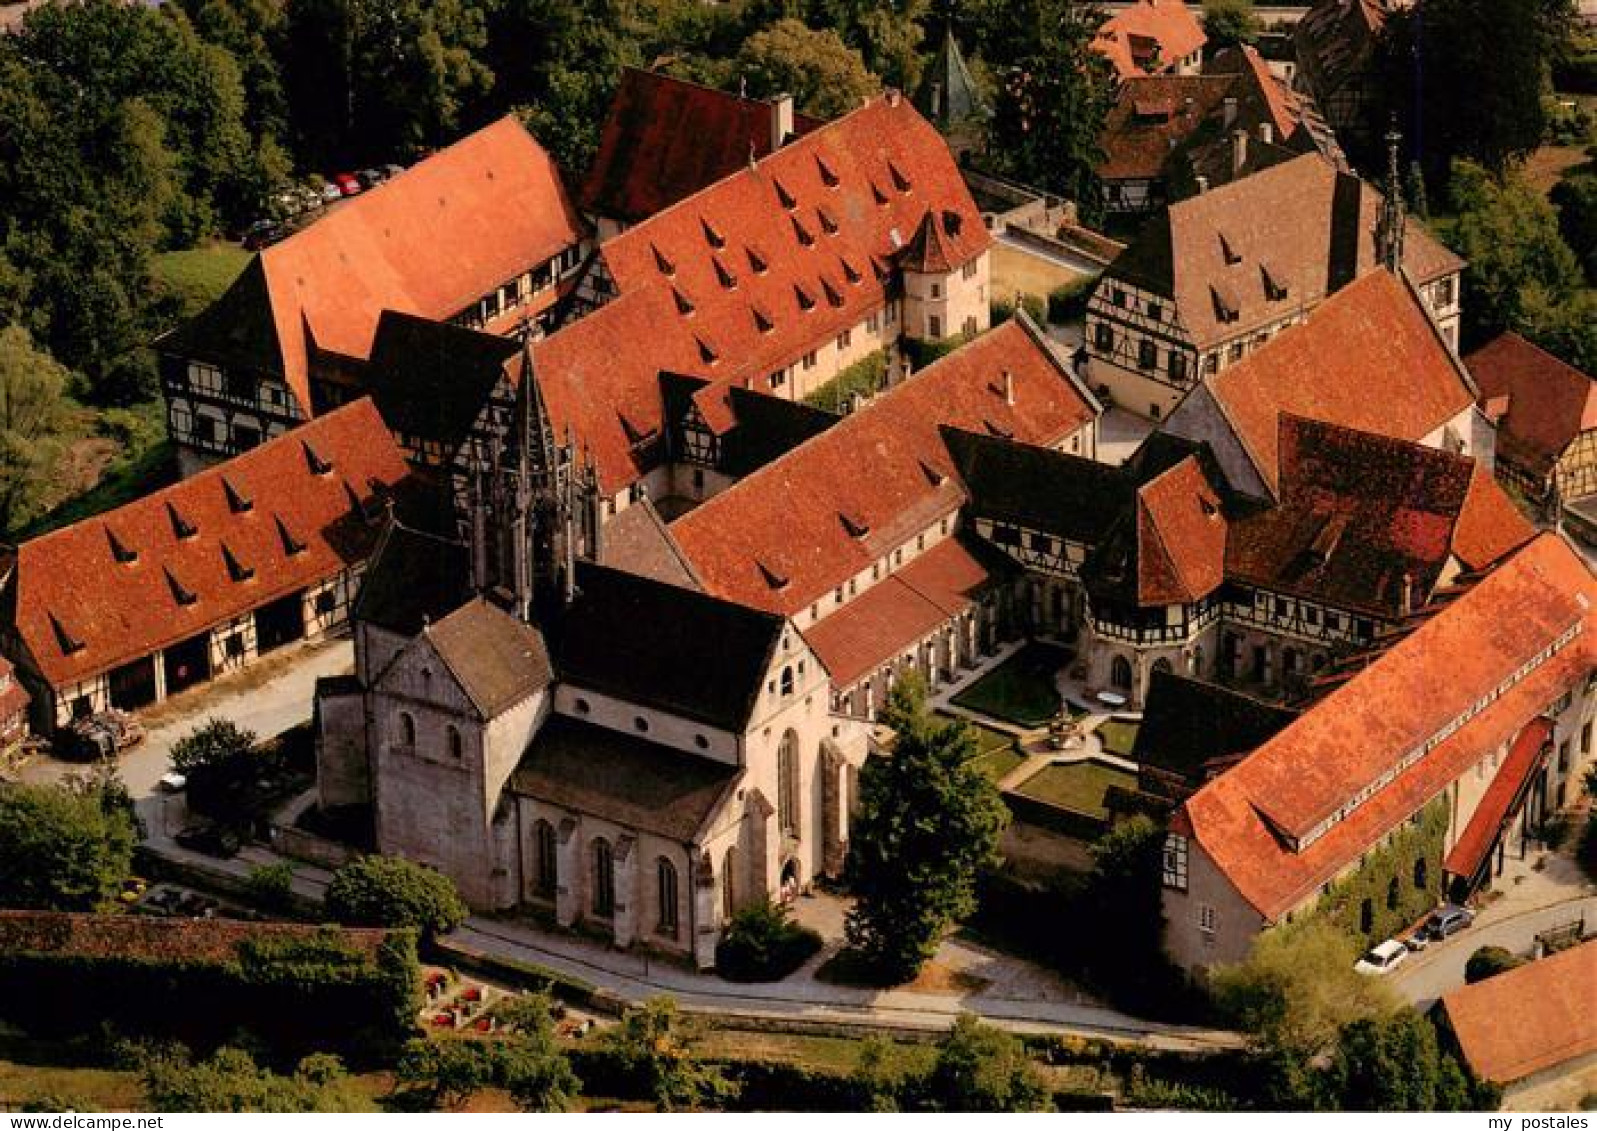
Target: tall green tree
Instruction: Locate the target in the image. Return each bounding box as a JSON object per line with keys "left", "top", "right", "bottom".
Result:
{"left": 1329, "top": 1012, "right": 1476, "bottom": 1111}
{"left": 845, "top": 674, "right": 1008, "bottom": 983}
{"left": 0, "top": 781, "right": 137, "bottom": 911}
{"left": 0, "top": 326, "right": 70, "bottom": 535}
{"left": 923, "top": 1013, "right": 1050, "bottom": 1112}
{"left": 736, "top": 19, "right": 880, "bottom": 118}
{"left": 1376, "top": 0, "right": 1576, "bottom": 180}
{"left": 602, "top": 997, "right": 733, "bottom": 1112}
{"left": 980, "top": 0, "right": 1116, "bottom": 221}
{"left": 1203, "top": 0, "right": 1260, "bottom": 47}
{"left": 325, "top": 855, "right": 469, "bottom": 938}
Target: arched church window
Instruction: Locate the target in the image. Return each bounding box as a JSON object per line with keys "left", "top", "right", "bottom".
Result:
{"left": 534, "top": 820, "right": 557, "bottom": 897}
{"left": 592, "top": 839, "right": 615, "bottom": 918}
{"left": 722, "top": 845, "right": 738, "bottom": 919}
{"left": 399, "top": 712, "right": 416, "bottom": 747}
{"left": 778, "top": 730, "right": 800, "bottom": 837}
{"left": 1111, "top": 656, "right": 1133, "bottom": 690}
{"left": 446, "top": 725, "right": 462, "bottom": 760}
{"left": 656, "top": 858, "right": 679, "bottom": 937}
{"left": 780, "top": 666, "right": 795, "bottom": 697}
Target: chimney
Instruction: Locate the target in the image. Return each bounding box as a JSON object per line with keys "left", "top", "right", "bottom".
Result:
{"left": 1400, "top": 571, "right": 1416, "bottom": 615}
{"left": 930, "top": 81, "right": 944, "bottom": 119}
{"left": 1231, "top": 128, "right": 1249, "bottom": 176}
{"left": 1258, "top": 121, "right": 1274, "bottom": 145}
{"left": 771, "top": 93, "right": 794, "bottom": 151}
{"left": 1195, "top": 174, "right": 1209, "bottom": 194}
{"left": 1002, "top": 369, "right": 1015, "bottom": 406}
{"left": 1223, "top": 96, "right": 1238, "bottom": 129}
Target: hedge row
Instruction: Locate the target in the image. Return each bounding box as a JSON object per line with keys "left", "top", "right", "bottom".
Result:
{"left": 0, "top": 928, "right": 419, "bottom": 1063}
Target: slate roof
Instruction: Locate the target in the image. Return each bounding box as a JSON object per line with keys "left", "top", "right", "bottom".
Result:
{"left": 1294, "top": 0, "right": 1387, "bottom": 108}
{"left": 1441, "top": 938, "right": 1597, "bottom": 1086}
{"left": 366, "top": 312, "right": 522, "bottom": 452}
{"left": 554, "top": 562, "right": 784, "bottom": 732}
{"left": 913, "top": 28, "right": 986, "bottom": 130}
{"left": 670, "top": 316, "right": 1099, "bottom": 615}
{"left": 1177, "top": 533, "right": 1597, "bottom": 920}
{"left": 510, "top": 714, "right": 738, "bottom": 841}
{"left": 353, "top": 521, "right": 473, "bottom": 638}
{"left": 1467, "top": 332, "right": 1597, "bottom": 481}
{"left": 1198, "top": 271, "right": 1477, "bottom": 495}
{"left": 943, "top": 427, "right": 1129, "bottom": 545}
{"left": 421, "top": 598, "right": 553, "bottom": 718}
{"left": 1133, "top": 670, "right": 1300, "bottom": 782}
{"left": 162, "top": 117, "right": 582, "bottom": 414}
{"left": 1106, "top": 154, "right": 1461, "bottom": 349}
{"left": 5, "top": 399, "right": 409, "bottom": 689}
{"left": 580, "top": 68, "right": 821, "bottom": 225}
{"left": 597, "top": 498, "right": 704, "bottom": 591}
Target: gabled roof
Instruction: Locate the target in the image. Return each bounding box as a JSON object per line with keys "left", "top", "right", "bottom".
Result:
{"left": 418, "top": 598, "right": 553, "bottom": 719}
{"left": 597, "top": 497, "right": 704, "bottom": 591}
{"left": 1224, "top": 416, "right": 1503, "bottom": 617}
{"left": 1197, "top": 271, "right": 1477, "bottom": 495}
{"left": 580, "top": 68, "right": 820, "bottom": 225}
{"left": 1134, "top": 670, "right": 1300, "bottom": 783}
{"left": 1454, "top": 462, "right": 1538, "bottom": 571}
{"left": 1294, "top": 0, "right": 1388, "bottom": 103}
{"left": 913, "top": 28, "right": 986, "bottom": 129}
{"left": 1081, "top": 454, "right": 1228, "bottom": 607}
{"left": 1441, "top": 938, "right": 1597, "bottom": 1086}
{"left": 510, "top": 715, "right": 739, "bottom": 841}
{"left": 670, "top": 317, "right": 1099, "bottom": 615}
{"left": 1107, "top": 154, "right": 1462, "bottom": 349}
{"left": 1094, "top": 0, "right": 1208, "bottom": 78}
{"left": 1466, "top": 332, "right": 1597, "bottom": 479}
{"left": 7, "top": 399, "right": 409, "bottom": 688}
{"left": 352, "top": 521, "right": 473, "bottom": 638}
{"left": 553, "top": 562, "right": 785, "bottom": 732}
{"left": 164, "top": 117, "right": 582, "bottom": 414}
{"left": 943, "top": 426, "right": 1129, "bottom": 546}
{"left": 1179, "top": 533, "right": 1596, "bottom": 920}
{"left": 366, "top": 311, "right": 522, "bottom": 452}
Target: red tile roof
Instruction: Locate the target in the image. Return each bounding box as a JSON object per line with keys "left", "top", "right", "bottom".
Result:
{"left": 6, "top": 399, "right": 410, "bottom": 689}
{"left": 1442, "top": 938, "right": 1597, "bottom": 1085}
{"left": 235, "top": 118, "right": 582, "bottom": 412}
{"left": 1443, "top": 716, "right": 1551, "bottom": 881}
{"left": 1094, "top": 0, "right": 1208, "bottom": 78}
{"left": 1204, "top": 271, "right": 1477, "bottom": 495}
{"left": 1466, "top": 332, "right": 1597, "bottom": 480}
{"left": 1180, "top": 533, "right": 1596, "bottom": 919}
{"left": 1454, "top": 461, "right": 1538, "bottom": 571}
{"left": 670, "top": 318, "right": 1098, "bottom": 615}
{"left": 1100, "top": 75, "right": 1235, "bottom": 181}
{"left": 599, "top": 93, "right": 989, "bottom": 381}
{"left": 533, "top": 92, "right": 991, "bottom": 497}
{"left": 1109, "top": 155, "right": 1462, "bottom": 350}
{"left": 802, "top": 535, "right": 997, "bottom": 687}
{"left": 580, "top": 68, "right": 820, "bottom": 224}
{"left": 1135, "top": 457, "right": 1227, "bottom": 604}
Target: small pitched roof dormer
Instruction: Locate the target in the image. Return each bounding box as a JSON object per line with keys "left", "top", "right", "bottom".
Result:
{"left": 275, "top": 514, "right": 306, "bottom": 556}
{"left": 105, "top": 525, "right": 138, "bottom": 565}
{"left": 165, "top": 566, "right": 198, "bottom": 607}
{"left": 816, "top": 154, "right": 840, "bottom": 187}
{"left": 302, "top": 439, "right": 333, "bottom": 476}
{"left": 49, "top": 612, "right": 85, "bottom": 656}
{"left": 756, "top": 558, "right": 790, "bottom": 590}
{"left": 222, "top": 476, "right": 253, "bottom": 514}
{"left": 221, "top": 541, "right": 255, "bottom": 582}
{"left": 166, "top": 501, "right": 197, "bottom": 540}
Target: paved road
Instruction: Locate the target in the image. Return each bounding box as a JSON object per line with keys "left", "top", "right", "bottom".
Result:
{"left": 1390, "top": 894, "right": 1597, "bottom": 1009}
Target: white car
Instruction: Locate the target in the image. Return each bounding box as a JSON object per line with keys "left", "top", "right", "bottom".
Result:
{"left": 1355, "top": 938, "right": 1408, "bottom": 975}
{"left": 157, "top": 771, "right": 187, "bottom": 793}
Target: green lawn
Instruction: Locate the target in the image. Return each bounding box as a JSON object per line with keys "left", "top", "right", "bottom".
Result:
{"left": 969, "top": 747, "right": 1026, "bottom": 785}
{"left": 1095, "top": 718, "right": 1141, "bottom": 759}
{"left": 151, "top": 241, "right": 251, "bottom": 318}
{"left": 934, "top": 712, "right": 1013, "bottom": 755}
{"left": 1015, "top": 759, "right": 1137, "bottom": 821}
{"left": 950, "top": 644, "right": 1067, "bottom": 728}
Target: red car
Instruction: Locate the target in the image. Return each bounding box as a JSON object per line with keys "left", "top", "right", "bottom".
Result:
{"left": 333, "top": 172, "right": 362, "bottom": 197}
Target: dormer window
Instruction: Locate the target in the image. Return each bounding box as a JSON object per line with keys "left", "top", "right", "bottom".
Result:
{"left": 816, "top": 155, "right": 839, "bottom": 187}
{"left": 817, "top": 207, "right": 839, "bottom": 235}
{"left": 794, "top": 284, "right": 816, "bottom": 312}
{"left": 756, "top": 558, "right": 789, "bottom": 590}
{"left": 672, "top": 286, "right": 695, "bottom": 315}
{"left": 887, "top": 160, "right": 911, "bottom": 193}
{"left": 221, "top": 542, "right": 254, "bottom": 582}
{"left": 821, "top": 278, "right": 843, "bottom": 308}
{"left": 275, "top": 515, "right": 306, "bottom": 556}
{"left": 651, "top": 243, "right": 675, "bottom": 276}
{"left": 841, "top": 258, "right": 862, "bottom": 285}
{"left": 774, "top": 179, "right": 796, "bottom": 209}
{"left": 839, "top": 511, "right": 869, "bottom": 538}
{"left": 105, "top": 525, "right": 137, "bottom": 565}
{"left": 302, "top": 440, "right": 333, "bottom": 476}
{"left": 222, "top": 477, "right": 252, "bottom": 514}
{"left": 870, "top": 180, "right": 889, "bottom": 206}
{"left": 1261, "top": 263, "right": 1288, "bottom": 301}
{"left": 165, "top": 567, "right": 198, "bottom": 607}
{"left": 167, "top": 501, "right": 197, "bottom": 540}
{"left": 1218, "top": 232, "right": 1241, "bottom": 265}
{"left": 700, "top": 217, "right": 725, "bottom": 249}
{"left": 49, "top": 612, "right": 84, "bottom": 656}
{"left": 751, "top": 305, "right": 774, "bottom": 333}
{"left": 792, "top": 215, "right": 814, "bottom": 247}
{"left": 747, "top": 245, "right": 768, "bottom": 274}
{"left": 713, "top": 256, "right": 737, "bottom": 290}
{"left": 695, "top": 336, "right": 719, "bottom": 365}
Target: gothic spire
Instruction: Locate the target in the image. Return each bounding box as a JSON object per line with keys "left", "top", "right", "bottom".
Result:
{"left": 1376, "top": 123, "right": 1407, "bottom": 275}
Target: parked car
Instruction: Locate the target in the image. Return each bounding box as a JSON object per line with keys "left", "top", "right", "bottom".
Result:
{"left": 293, "top": 185, "right": 324, "bottom": 213}
{"left": 1422, "top": 904, "right": 1475, "bottom": 942}
{"left": 382, "top": 162, "right": 405, "bottom": 181}
{"left": 174, "top": 824, "right": 240, "bottom": 859}
{"left": 1354, "top": 938, "right": 1409, "bottom": 975}
{"left": 320, "top": 182, "right": 343, "bottom": 204}
{"left": 333, "top": 172, "right": 362, "bottom": 197}
{"left": 157, "top": 770, "right": 187, "bottom": 793}
{"left": 242, "top": 219, "right": 282, "bottom": 251}
{"left": 357, "top": 167, "right": 385, "bottom": 189}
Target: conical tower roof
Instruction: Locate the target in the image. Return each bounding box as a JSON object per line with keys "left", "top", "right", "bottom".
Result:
{"left": 913, "top": 27, "right": 985, "bottom": 130}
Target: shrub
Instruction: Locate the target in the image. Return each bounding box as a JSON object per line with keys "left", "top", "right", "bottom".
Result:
{"left": 245, "top": 861, "right": 297, "bottom": 914}
{"left": 714, "top": 900, "right": 822, "bottom": 982}
{"left": 325, "top": 855, "right": 468, "bottom": 938}
{"left": 991, "top": 292, "right": 1046, "bottom": 325}
{"left": 171, "top": 718, "right": 259, "bottom": 776}
{"left": 1464, "top": 945, "right": 1525, "bottom": 984}
{"left": 0, "top": 782, "right": 137, "bottom": 911}
{"left": 1047, "top": 280, "right": 1092, "bottom": 323}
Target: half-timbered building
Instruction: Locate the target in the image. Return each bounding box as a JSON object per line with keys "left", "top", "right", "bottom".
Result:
{"left": 1467, "top": 332, "right": 1597, "bottom": 512}
{"left": 1093, "top": 0, "right": 1207, "bottom": 79}
{"left": 0, "top": 400, "right": 410, "bottom": 732}
{"left": 1085, "top": 153, "right": 1463, "bottom": 418}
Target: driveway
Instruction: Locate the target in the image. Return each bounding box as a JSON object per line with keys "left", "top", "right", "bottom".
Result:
{"left": 17, "top": 634, "right": 352, "bottom": 813}
{"left": 1390, "top": 893, "right": 1597, "bottom": 1010}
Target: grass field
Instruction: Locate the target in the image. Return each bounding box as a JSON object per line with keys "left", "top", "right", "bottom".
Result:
{"left": 18, "top": 401, "right": 176, "bottom": 540}
{"left": 951, "top": 644, "right": 1067, "bottom": 728}
{"left": 969, "top": 747, "right": 1026, "bottom": 785}
{"left": 990, "top": 242, "right": 1092, "bottom": 308}
{"left": 151, "top": 241, "right": 251, "bottom": 318}
{"left": 1095, "top": 718, "right": 1141, "bottom": 758}
{"left": 1014, "top": 759, "right": 1137, "bottom": 820}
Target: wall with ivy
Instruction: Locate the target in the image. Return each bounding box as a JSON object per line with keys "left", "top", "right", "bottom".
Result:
{"left": 1310, "top": 797, "right": 1451, "bottom": 943}
{"left": 802, "top": 349, "right": 887, "bottom": 413}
